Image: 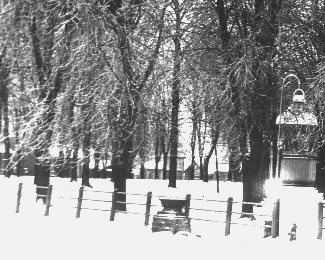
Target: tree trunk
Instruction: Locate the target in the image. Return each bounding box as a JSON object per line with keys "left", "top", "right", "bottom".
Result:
{"left": 189, "top": 120, "right": 197, "bottom": 180}
{"left": 81, "top": 130, "right": 92, "bottom": 187}
{"left": 113, "top": 166, "right": 127, "bottom": 212}
{"left": 154, "top": 132, "right": 161, "bottom": 179}
{"left": 34, "top": 150, "right": 50, "bottom": 203}
{"left": 241, "top": 156, "right": 253, "bottom": 215}
{"left": 316, "top": 98, "right": 325, "bottom": 195}
{"left": 93, "top": 151, "right": 101, "bottom": 179}
{"left": 111, "top": 137, "right": 134, "bottom": 211}
{"left": 0, "top": 46, "right": 11, "bottom": 178}
{"left": 154, "top": 160, "right": 159, "bottom": 179}
{"left": 271, "top": 112, "right": 278, "bottom": 178}
{"left": 199, "top": 156, "right": 204, "bottom": 180}
{"left": 109, "top": 97, "right": 136, "bottom": 211}
{"left": 241, "top": 125, "right": 270, "bottom": 215}
{"left": 56, "top": 150, "right": 65, "bottom": 177}
{"left": 203, "top": 131, "right": 218, "bottom": 183}
{"left": 14, "top": 108, "right": 23, "bottom": 177}
{"left": 81, "top": 159, "right": 92, "bottom": 187}
{"left": 62, "top": 148, "right": 72, "bottom": 178}
{"left": 162, "top": 153, "right": 168, "bottom": 180}
{"left": 2, "top": 85, "right": 11, "bottom": 178}
{"left": 313, "top": 3, "right": 325, "bottom": 196}
{"left": 168, "top": 68, "right": 180, "bottom": 187}
{"left": 140, "top": 162, "right": 145, "bottom": 179}
{"left": 189, "top": 156, "right": 195, "bottom": 180}
{"left": 228, "top": 139, "right": 238, "bottom": 181}
{"left": 70, "top": 148, "right": 78, "bottom": 182}
{"left": 215, "top": 146, "right": 220, "bottom": 192}
{"left": 203, "top": 157, "right": 209, "bottom": 183}
{"left": 242, "top": 124, "right": 268, "bottom": 214}
{"left": 15, "top": 149, "right": 23, "bottom": 177}
{"left": 69, "top": 101, "right": 79, "bottom": 182}
{"left": 316, "top": 144, "right": 325, "bottom": 196}
{"left": 168, "top": 0, "right": 182, "bottom": 188}
{"left": 228, "top": 132, "right": 242, "bottom": 182}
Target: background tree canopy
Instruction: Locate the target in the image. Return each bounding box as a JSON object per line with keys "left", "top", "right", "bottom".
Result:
{"left": 0, "top": 0, "right": 325, "bottom": 211}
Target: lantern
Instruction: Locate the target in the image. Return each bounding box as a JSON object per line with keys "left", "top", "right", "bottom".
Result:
{"left": 292, "top": 89, "right": 305, "bottom": 112}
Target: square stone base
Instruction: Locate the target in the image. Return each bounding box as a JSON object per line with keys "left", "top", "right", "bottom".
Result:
{"left": 152, "top": 215, "right": 191, "bottom": 234}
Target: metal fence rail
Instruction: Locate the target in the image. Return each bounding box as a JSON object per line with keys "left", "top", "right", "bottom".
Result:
{"left": 14, "top": 182, "right": 280, "bottom": 238}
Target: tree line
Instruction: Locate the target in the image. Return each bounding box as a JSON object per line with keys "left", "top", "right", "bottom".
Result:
{"left": 0, "top": 0, "right": 325, "bottom": 213}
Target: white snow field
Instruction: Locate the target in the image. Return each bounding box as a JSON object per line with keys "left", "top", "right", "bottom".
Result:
{"left": 0, "top": 175, "right": 324, "bottom": 260}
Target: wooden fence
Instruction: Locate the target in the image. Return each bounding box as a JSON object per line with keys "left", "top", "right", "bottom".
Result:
{"left": 14, "top": 183, "right": 279, "bottom": 238}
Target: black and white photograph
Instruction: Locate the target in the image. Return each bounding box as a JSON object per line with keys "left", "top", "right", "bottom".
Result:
{"left": 0, "top": 0, "right": 325, "bottom": 259}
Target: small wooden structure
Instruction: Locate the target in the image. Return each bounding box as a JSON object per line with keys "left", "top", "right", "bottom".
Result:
{"left": 275, "top": 88, "right": 318, "bottom": 186}
{"left": 279, "top": 152, "right": 317, "bottom": 186}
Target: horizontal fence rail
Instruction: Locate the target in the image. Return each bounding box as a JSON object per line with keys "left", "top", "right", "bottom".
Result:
{"left": 13, "top": 182, "right": 282, "bottom": 238}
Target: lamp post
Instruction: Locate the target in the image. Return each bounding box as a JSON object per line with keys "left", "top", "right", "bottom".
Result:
{"left": 276, "top": 74, "right": 300, "bottom": 179}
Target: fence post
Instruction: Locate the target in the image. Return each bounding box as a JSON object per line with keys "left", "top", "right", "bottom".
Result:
{"left": 44, "top": 185, "right": 53, "bottom": 216}
{"left": 225, "top": 197, "right": 233, "bottom": 236}
{"left": 144, "top": 191, "right": 152, "bottom": 226}
{"left": 16, "top": 183, "right": 23, "bottom": 213}
{"left": 184, "top": 194, "right": 191, "bottom": 217}
{"left": 110, "top": 189, "right": 117, "bottom": 221}
{"left": 317, "top": 202, "right": 323, "bottom": 240}
{"left": 76, "top": 186, "right": 84, "bottom": 218}
{"left": 271, "top": 198, "right": 280, "bottom": 238}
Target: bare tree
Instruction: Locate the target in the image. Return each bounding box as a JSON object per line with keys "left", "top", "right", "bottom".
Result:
{"left": 94, "top": 0, "right": 167, "bottom": 210}
{"left": 28, "top": 1, "right": 77, "bottom": 200}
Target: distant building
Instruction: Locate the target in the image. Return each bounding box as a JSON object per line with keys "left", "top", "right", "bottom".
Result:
{"left": 133, "top": 153, "right": 229, "bottom": 181}
{"left": 133, "top": 155, "right": 186, "bottom": 179}
{"left": 183, "top": 160, "right": 229, "bottom": 181}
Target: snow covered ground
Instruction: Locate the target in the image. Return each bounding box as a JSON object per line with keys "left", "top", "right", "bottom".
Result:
{"left": 0, "top": 176, "right": 324, "bottom": 260}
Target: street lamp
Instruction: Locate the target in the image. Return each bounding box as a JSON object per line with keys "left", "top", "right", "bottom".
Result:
{"left": 276, "top": 74, "right": 300, "bottom": 179}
